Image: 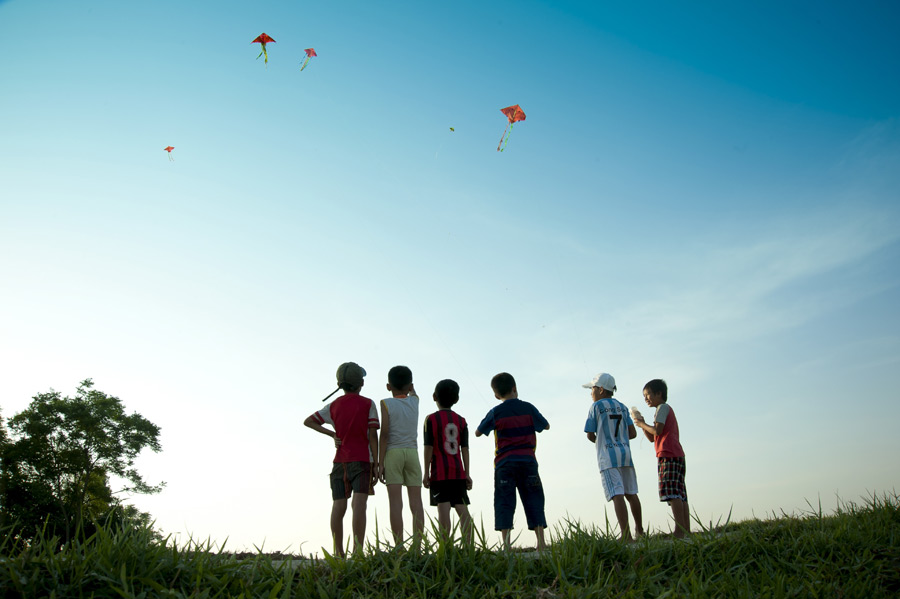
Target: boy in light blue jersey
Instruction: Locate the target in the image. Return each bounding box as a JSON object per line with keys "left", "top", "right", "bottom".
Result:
{"left": 583, "top": 373, "right": 643, "bottom": 541}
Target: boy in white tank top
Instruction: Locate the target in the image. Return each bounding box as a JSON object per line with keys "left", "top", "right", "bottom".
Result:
{"left": 378, "top": 365, "right": 425, "bottom": 548}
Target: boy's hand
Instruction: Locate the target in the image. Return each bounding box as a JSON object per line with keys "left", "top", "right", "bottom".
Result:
{"left": 378, "top": 464, "right": 386, "bottom": 484}
{"left": 465, "top": 475, "right": 473, "bottom": 491}
{"left": 408, "top": 384, "right": 417, "bottom": 397}
{"left": 333, "top": 436, "right": 342, "bottom": 449}
{"left": 370, "top": 463, "right": 379, "bottom": 488}
{"left": 423, "top": 472, "right": 430, "bottom": 488}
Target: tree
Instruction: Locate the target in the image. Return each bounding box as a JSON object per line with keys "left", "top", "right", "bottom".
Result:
{"left": 0, "top": 379, "right": 164, "bottom": 543}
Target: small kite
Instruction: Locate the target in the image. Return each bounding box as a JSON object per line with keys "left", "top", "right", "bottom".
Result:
{"left": 252, "top": 33, "right": 275, "bottom": 65}
{"left": 497, "top": 104, "right": 526, "bottom": 152}
{"left": 164, "top": 146, "right": 174, "bottom": 161}
{"left": 449, "top": 127, "right": 455, "bottom": 132}
{"left": 300, "top": 48, "right": 317, "bottom": 71}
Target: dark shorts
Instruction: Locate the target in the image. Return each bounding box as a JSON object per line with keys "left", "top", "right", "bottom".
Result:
{"left": 330, "top": 461, "right": 373, "bottom": 500}
{"left": 658, "top": 456, "right": 688, "bottom": 502}
{"left": 494, "top": 460, "right": 546, "bottom": 531}
{"left": 429, "top": 479, "right": 470, "bottom": 507}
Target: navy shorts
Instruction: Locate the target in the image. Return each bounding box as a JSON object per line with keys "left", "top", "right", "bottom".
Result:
{"left": 429, "top": 479, "right": 470, "bottom": 507}
{"left": 494, "top": 460, "right": 546, "bottom": 531}
{"left": 330, "top": 462, "right": 373, "bottom": 500}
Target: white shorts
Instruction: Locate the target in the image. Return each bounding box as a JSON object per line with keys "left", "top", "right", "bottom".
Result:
{"left": 600, "top": 466, "right": 638, "bottom": 501}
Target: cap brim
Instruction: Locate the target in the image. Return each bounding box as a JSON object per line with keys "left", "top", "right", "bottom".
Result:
{"left": 581, "top": 383, "right": 594, "bottom": 388}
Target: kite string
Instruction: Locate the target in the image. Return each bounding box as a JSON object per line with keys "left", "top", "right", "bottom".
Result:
{"left": 500, "top": 122, "right": 515, "bottom": 152}
{"left": 496, "top": 122, "right": 510, "bottom": 152}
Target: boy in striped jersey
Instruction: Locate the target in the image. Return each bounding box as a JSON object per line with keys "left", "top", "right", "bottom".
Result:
{"left": 422, "top": 379, "right": 473, "bottom": 543}
{"left": 476, "top": 372, "right": 550, "bottom": 551}
{"left": 583, "top": 373, "right": 643, "bottom": 541}
{"left": 634, "top": 379, "right": 690, "bottom": 538}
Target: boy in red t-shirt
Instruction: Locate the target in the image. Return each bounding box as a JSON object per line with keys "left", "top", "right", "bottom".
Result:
{"left": 422, "top": 379, "right": 473, "bottom": 543}
{"left": 304, "top": 362, "right": 380, "bottom": 556}
{"left": 633, "top": 378, "right": 690, "bottom": 538}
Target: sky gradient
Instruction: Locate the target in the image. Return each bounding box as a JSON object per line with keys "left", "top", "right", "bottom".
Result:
{"left": 2, "top": 0, "right": 899, "bottom": 554}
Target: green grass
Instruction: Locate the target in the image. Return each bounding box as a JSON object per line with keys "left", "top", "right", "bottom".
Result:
{"left": 2, "top": 493, "right": 898, "bottom": 598}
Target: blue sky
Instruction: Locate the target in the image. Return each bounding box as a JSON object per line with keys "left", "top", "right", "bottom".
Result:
{"left": 2, "top": 0, "right": 899, "bottom": 554}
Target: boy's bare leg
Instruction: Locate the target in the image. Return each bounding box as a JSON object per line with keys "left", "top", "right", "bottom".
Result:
{"left": 330, "top": 499, "right": 348, "bottom": 557}
{"left": 533, "top": 526, "right": 546, "bottom": 552}
{"left": 437, "top": 502, "right": 452, "bottom": 537}
{"left": 408, "top": 486, "right": 425, "bottom": 547}
{"left": 386, "top": 484, "right": 404, "bottom": 544}
{"left": 500, "top": 529, "right": 511, "bottom": 550}
{"left": 669, "top": 498, "right": 690, "bottom": 538}
{"left": 625, "top": 494, "right": 644, "bottom": 537}
{"left": 350, "top": 492, "right": 369, "bottom": 554}
{"left": 455, "top": 505, "right": 473, "bottom": 544}
{"left": 611, "top": 495, "right": 632, "bottom": 541}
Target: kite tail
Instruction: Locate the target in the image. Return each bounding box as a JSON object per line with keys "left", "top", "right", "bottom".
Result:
{"left": 300, "top": 57, "right": 310, "bottom": 71}
{"left": 256, "top": 48, "right": 264, "bottom": 60}
{"left": 497, "top": 123, "right": 511, "bottom": 152}
{"left": 498, "top": 122, "right": 514, "bottom": 152}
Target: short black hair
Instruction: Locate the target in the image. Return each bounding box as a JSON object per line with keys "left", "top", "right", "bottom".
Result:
{"left": 434, "top": 379, "right": 460, "bottom": 408}
{"left": 491, "top": 372, "right": 516, "bottom": 397}
{"left": 388, "top": 365, "right": 413, "bottom": 390}
{"left": 643, "top": 379, "right": 668, "bottom": 402}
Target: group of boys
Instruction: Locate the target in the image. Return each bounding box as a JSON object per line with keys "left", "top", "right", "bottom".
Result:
{"left": 582, "top": 372, "right": 689, "bottom": 542}
{"left": 303, "top": 363, "right": 688, "bottom": 557}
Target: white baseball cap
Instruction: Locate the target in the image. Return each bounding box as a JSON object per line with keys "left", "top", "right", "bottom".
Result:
{"left": 582, "top": 373, "right": 616, "bottom": 392}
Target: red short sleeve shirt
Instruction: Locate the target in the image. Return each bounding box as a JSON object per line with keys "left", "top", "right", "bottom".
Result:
{"left": 310, "top": 393, "right": 379, "bottom": 463}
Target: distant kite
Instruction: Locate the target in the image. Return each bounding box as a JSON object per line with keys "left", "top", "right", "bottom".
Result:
{"left": 497, "top": 104, "right": 526, "bottom": 152}
{"left": 252, "top": 33, "right": 275, "bottom": 65}
{"left": 300, "top": 48, "right": 317, "bottom": 71}
{"left": 164, "top": 146, "right": 174, "bottom": 161}
{"left": 449, "top": 127, "right": 455, "bottom": 132}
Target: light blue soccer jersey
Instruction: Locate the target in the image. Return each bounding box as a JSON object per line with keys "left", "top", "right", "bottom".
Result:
{"left": 584, "top": 397, "right": 634, "bottom": 471}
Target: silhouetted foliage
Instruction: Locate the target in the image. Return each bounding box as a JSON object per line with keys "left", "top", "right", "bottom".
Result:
{"left": 0, "top": 379, "right": 164, "bottom": 544}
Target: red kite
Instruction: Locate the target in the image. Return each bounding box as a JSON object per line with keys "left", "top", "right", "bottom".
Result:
{"left": 252, "top": 33, "right": 275, "bottom": 65}
{"left": 300, "top": 48, "right": 317, "bottom": 71}
{"left": 497, "top": 104, "right": 526, "bottom": 152}
{"left": 164, "top": 146, "right": 174, "bottom": 161}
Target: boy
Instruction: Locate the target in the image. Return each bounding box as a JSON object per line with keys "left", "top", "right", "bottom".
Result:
{"left": 422, "top": 379, "right": 473, "bottom": 543}
{"left": 378, "top": 365, "right": 425, "bottom": 547}
{"left": 582, "top": 373, "right": 644, "bottom": 541}
{"left": 303, "top": 362, "right": 379, "bottom": 557}
{"left": 633, "top": 378, "right": 690, "bottom": 538}
{"left": 476, "top": 372, "right": 550, "bottom": 551}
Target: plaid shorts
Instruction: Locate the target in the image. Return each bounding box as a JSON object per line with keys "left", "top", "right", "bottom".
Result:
{"left": 657, "top": 456, "right": 687, "bottom": 502}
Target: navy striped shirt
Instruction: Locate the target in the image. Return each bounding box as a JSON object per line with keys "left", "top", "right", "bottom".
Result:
{"left": 477, "top": 398, "right": 549, "bottom": 466}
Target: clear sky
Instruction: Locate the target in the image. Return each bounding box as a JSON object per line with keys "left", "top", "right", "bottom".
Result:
{"left": 2, "top": 0, "right": 899, "bottom": 555}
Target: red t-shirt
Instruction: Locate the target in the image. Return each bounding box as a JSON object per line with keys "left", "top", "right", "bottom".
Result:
{"left": 310, "top": 393, "right": 379, "bottom": 463}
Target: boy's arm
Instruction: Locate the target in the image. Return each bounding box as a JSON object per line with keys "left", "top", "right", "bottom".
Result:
{"left": 462, "top": 447, "right": 472, "bottom": 490}
{"left": 628, "top": 424, "right": 637, "bottom": 440}
{"left": 368, "top": 427, "right": 379, "bottom": 486}
{"left": 635, "top": 419, "right": 662, "bottom": 441}
{"left": 422, "top": 445, "right": 432, "bottom": 487}
{"left": 586, "top": 432, "right": 596, "bottom": 443}
{"left": 378, "top": 401, "right": 391, "bottom": 481}
{"left": 303, "top": 415, "right": 338, "bottom": 444}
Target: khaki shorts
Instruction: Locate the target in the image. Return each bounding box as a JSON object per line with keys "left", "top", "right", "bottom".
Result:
{"left": 383, "top": 448, "right": 423, "bottom": 486}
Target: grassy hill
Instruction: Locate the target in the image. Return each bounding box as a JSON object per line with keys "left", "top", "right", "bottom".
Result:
{"left": 2, "top": 493, "right": 898, "bottom": 598}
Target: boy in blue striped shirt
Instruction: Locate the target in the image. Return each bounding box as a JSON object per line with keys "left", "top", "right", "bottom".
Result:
{"left": 583, "top": 373, "right": 643, "bottom": 541}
